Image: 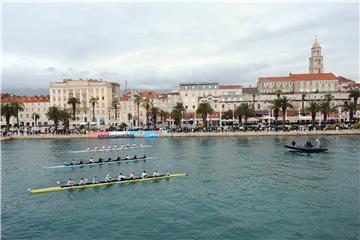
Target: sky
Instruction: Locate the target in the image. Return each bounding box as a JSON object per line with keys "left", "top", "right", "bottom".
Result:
{"left": 2, "top": 2, "right": 359, "bottom": 92}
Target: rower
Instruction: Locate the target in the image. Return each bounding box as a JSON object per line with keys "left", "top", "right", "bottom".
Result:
{"left": 120, "top": 144, "right": 124, "bottom": 148}
{"left": 108, "top": 146, "right": 111, "bottom": 150}
{"left": 114, "top": 145, "right": 117, "bottom": 149}
{"left": 92, "top": 176, "right": 98, "bottom": 184}
{"left": 165, "top": 171, "right": 170, "bottom": 176}
{"left": 95, "top": 147, "right": 98, "bottom": 150}
{"left": 87, "top": 147, "right": 90, "bottom": 151}
{"left": 105, "top": 174, "right": 112, "bottom": 182}
{"left": 102, "top": 146, "right": 106, "bottom": 150}
{"left": 125, "top": 155, "right": 130, "bottom": 160}
{"left": 83, "top": 178, "right": 89, "bottom": 184}
{"left": 116, "top": 156, "right": 121, "bottom": 161}
{"left": 315, "top": 139, "right": 321, "bottom": 148}
{"left": 89, "top": 157, "right": 94, "bottom": 163}
{"left": 67, "top": 178, "right": 75, "bottom": 186}
{"left": 153, "top": 170, "right": 160, "bottom": 177}
{"left": 129, "top": 172, "right": 136, "bottom": 179}
{"left": 140, "top": 144, "right": 143, "bottom": 147}
{"left": 141, "top": 171, "right": 147, "bottom": 179}
{"left": 70, "top": 159, "right": 75, "bottom": 165}
{"left": 291, "top": 141, "right": 296, "bottom": 147}
{"left": 133, "top": 154, "right": 137, "bottom": 159}
{"left": 106, "top": 157, "right": 112, "bottom": 162}
{"left": 118, "top": 173, "right": 125, "bottom": 181}
{"left": 143, "top": 154, "right": 146, "bottom": 159}
{"left": 126, "top": 144, "right": 130, "bottom": 148}
{"left": 79, "top": 178, "right": 85, "bottom": 185}
{"left": 80, "top": 159, "right": 84, "bottom": 164}
{"left": 98, "top": 158, "right": 103, "bottom": 163}
{"left": 132, "top": 143, "right": 136, "bottom": 147}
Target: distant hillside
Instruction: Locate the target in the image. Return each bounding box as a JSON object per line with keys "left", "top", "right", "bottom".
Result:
{"left": 2, "top": 88, "right": 49, "bottom": 96}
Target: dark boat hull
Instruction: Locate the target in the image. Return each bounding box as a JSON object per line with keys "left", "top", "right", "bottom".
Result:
{"left": 284, "top": 145, "right": 328, "bottom": 153}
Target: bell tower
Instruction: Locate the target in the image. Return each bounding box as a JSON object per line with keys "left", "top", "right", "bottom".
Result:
{"left": 309, "top": 36, "right": 323, "bottom": 73}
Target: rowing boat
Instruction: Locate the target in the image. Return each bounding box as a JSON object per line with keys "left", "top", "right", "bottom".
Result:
{"left": 284, "top": 145, "right": 328, "bottom": 153}
{"left": 43, "top": 156, "right": 157, "bottom": 169}
{"left": 69, "top": 145, "right": 152, "bottom": 153}
{"left": 28, "top": 173, "right": 187, "bottom": 194}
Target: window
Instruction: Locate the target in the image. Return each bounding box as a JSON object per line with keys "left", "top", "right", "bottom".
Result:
{"left": 192, "top": 105, "right": 195, "bottom": 109}
{"left": 185, "top": 106, "right": 188, "bottom": 109}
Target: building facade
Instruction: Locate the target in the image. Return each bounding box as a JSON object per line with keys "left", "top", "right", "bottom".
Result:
{"left": 49, "top": 79, "right": 120, "bottom": 127}
{"left": 309, "top": 38, "right": 324, "bottom": 74}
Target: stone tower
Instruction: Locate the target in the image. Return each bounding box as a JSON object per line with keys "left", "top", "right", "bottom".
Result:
{"left": 309, "top": 37, "right": 323, "bottom": 73}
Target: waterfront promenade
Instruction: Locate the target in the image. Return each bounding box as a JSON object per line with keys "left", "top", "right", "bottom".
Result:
{"left": 1, "top": 129, "right": 359, "bottom": 141}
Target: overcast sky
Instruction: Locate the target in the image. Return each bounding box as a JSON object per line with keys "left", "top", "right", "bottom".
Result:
{"left": 2, "top": 2, "right": 359, "bottom": 91}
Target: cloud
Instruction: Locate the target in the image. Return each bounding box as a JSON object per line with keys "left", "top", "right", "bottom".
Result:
{"left": 2, "top": 2, "right": 359, "bottom": 91}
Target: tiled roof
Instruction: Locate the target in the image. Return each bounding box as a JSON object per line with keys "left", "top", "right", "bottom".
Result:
{"left": 1, "top": 96, "right": 50, "bottom": 103}
{"left": 259, "top": 73, "right": 337, "bottom": 81}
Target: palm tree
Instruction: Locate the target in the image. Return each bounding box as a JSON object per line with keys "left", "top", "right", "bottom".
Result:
{"left": 32, "top": 113, "right": 40, "bottom": 127}
{"left": 319, "top": 101, "right": 335, "bottom": 126}
{"left": 111, "top": 98, "right": 120, "bottom": 121}
{"left": 134, "top": 94, "right": 142, "bottom": 127}
{"left": 150, "top": 106, "right": 160, "bottom": 129}
{"left": 301, "top": 93, "right": 306, "bottom": 115}
{"left": 269, "top": 98, "right": 282, "bottom": 126}
{"left": 306, "top": 101, "right": 320, "bottom": 128}
{"left": 349, "top": 88, "right": 360, "bottom": 105}
{"left": 324, "top": 93, "right": 334, "bottom": 102}
{"left": 127, "top": 113, "right": 132, "bottom": 128}
{"left": 251, "top": 89, "right": 258, "bottom": 109}
{"left": 1, "top": 104, "right": 14, "bottom": 131}
{"left": 89, "top": 97, "right": 99, "bottom": 123}
{"left": 141, "top": 97, "right": 152, "bottom": 129}
{"left": 171, "top": 102, "right": 186, "bottom": 128}
{"left": 10, "top": 102, "right": 24, "bottom": 128}
{"left": 234, "top": 106, "right": 243, "bottom": 126}
{"left": 159, "top": 109, "right": 169, "bottom": 127}
{"left": 59, "top": 109, "right": 72, "bottom": 132}
{"left": 222, "top": 110, "right": 234, "bottom": 120}
{"left": 46, "top": 106, "right": 61, "bottom": 131}
{"left": 276, "top": 89, "right": 282, "bottom": 99}
{"left": 343, "top": 102, "right": 358, "bottom": 122}
{"left": 67, "top": 97, "right": 80, "bottom": 120}
{"left": 196, "top": 102, "right": 214, "bottom": 129}
{"left": 238, "top": 103, "right": 255, "bottom": 130}
{"left": 279, "top": 96, "right": 293, "bottom": 130}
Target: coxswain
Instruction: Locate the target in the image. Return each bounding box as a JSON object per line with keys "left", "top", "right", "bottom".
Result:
{"left": 118, "top": 173, "right": 125, "bottom": 181}
{"left": 105, "top": 174, "right": 112, "bottom": 182}
{"left": 79, "top": 178, "right": 85, "bottom": 185}
{"left": 92, "top": 176, "right": 98, "bottom": 184}
{"left": 153, "top": 170, "right": 160, "bottom": 177}
{"left": 141, "top": 171, "right": 147, "bottom": 179}
{"left": 67, "top": 178, "right": 75, "bottom": 186}
{"left": 129, "top": 172, "right": 136, "bottom": 179}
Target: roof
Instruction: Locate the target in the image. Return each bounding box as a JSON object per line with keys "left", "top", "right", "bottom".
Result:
{"left": 259, "top": 73, "right": 337, "bottom": 82}
{"left": 242, "top": 87, "right": 258, "bottom": 94}
{"left": 218, "top": 85, "right": 242, "bottom": 89}
{"left": 180, "top": 81, "right": 219, "bottom": 86}
{"left": 337, "top": 76, "right": 356, "bottom": 84}
{"left": 1, "top": 95, "right": 50, "bottom": 103}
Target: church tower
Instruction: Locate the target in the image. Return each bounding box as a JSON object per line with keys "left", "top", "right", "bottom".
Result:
{"left": 309, "top": 37, "right": 323, "bottom": 73}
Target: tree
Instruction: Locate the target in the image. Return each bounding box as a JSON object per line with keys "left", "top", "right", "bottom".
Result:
{"left": 234, "top": 106, "right": 243, "bottom": 126}
{"left": 46, "top": 106, "right": 61, "bottom": 131}
{"left": 119, "top": 122, "right": 128, "bottom": 130}
{"left": 134, "top": 94, "right": 142, "bottom": 127}
{"left": 141, "top": 97, "right": 152, "bottom": 129}
{"left": 222, "top": 110, "right": 234, "bottom": 120}
{"left": 279, "top": 96, "right": 293, "bottom": 130}
{"left": 196, "top": 102, "right": 214, "bottom": 129}
{"left": 319, "top": 101, "right": 335, "bottom": 126}
{"left": 171, "top": 102, "right": 186, "bottom": 128}
{"left": 269, "top": 98, "right": 282, "bottom": 126}
{"left": 306, "top": 101, "right": 320, "bottom": 128}
{"left": 159, "top": 109, "right": 169, "bottom": 126}
{"left": 67, "top": 97, "right": 80, "bottom": 120}
{"left": 251, "top": 89, "right": 258, "bottom": 109}
{"left": 349, "top": 88, "right": 360, "bottom": 105}
{"left": 89, "top": 97, "right": 99, "bottom": 123}
{"left": 1, "top": 104, "right": 13, "bottom": 131}
{"left": 324, "top": 93, "right": 334, "bottom": 102}
{"left": 127, "top": 113, "right": 132, "bottom": 128}
{"left": 276, "top": 89, "right": 282, "bottom": 99}
{"left": 111, "top": 98, "right": 120, "bottom": 121}
{"left": 59, "top": 109, "right": 72, "bottom": 132}
{"left": 237, "top": 103, "right": 255, "bottom": 130}
{"left": 301, "top": 93, "right": 306, "bottom": 115}
{"left": 32, "top": 113, "right": 40, "bottom": 127}
{"left": 150, "top": 106, "right": 160, "bottom": 129}
{"left": 343, "top": 102, "right": 358, "bottom": 122}
{"left": 10, "top": 102, "right": 24, "bottom": 128}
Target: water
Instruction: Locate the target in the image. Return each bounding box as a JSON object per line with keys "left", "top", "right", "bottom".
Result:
{"left": 1, "top": 136, "right": 359, "bottom": 240}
